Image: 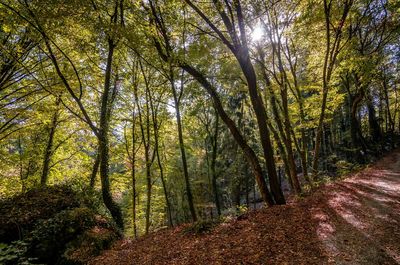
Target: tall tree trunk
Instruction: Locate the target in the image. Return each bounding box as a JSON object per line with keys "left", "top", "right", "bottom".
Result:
{"left": 299, "top": 109, "right": 310, "bottom": 183}
{"left": 393, "top": 83, "right": 399, "bottom": 133}
{"left": 382, "top": 80, "right": 394, "bottom": 132}
{"left": 131, "top": 112, "right": 137, "bottom": 238}
{"left": 124, "top": 107, "right": 139, "bottom": 238}
{"left": 350, "top": 77, "right": 367, "bottom": 154}
{"left": 140, "top": 89, "right": 152, "bottom": 234}
{"left": 90, "top": 151, "right": 100, "bottom": 188}
{"left": 24, "top": 0, "right": 125, "bottom": 230}
{"left": 40, "top": 96, "right": 61, "bottom": 187}
{"left": 99, "top": 39, "right": 123, "bottom": 230}
{"left": 312, "top": 76, "right": 329, "bottom": 177}
{"left": 211, "top": 112, "right": 221, "bottom": 216}
{"left": 259, "top": 57, "right": 301, "bottom": 193}
{"left": 281, "top": 89, "right": 301, "bottom": 194}
{"left": 144, "top": 135, "right": 151, "bottom": 234}
{"left": 17, "top": 136, "right": 26, "bottom": 192}
{"left": 292, "top": 75, "right": 309, "bottom": 183}
{"left": 237, "top": 56, "right": 285, "bottom": 204}
{"left": 149, "top": 86, "right": 173, "bottom": 227}
{"left": 150, "top": 1, "right": 274, "bottom": 206}
{"left": 312, "top": 0, "right": 352, "bottom": 177}
{"left": 182, "top": 0, "right": 284, "bottom": 204}
{"left": 268, "top": 122, "right": 293, "bottom": 190}
{"left": 180, "top": 63, "right": 274, "bottom": 206}
{"left": 170, "top": 72, "right": 197, "bottom": 222}
{"left": 234, "top": 1, "right": 285, "bottom": 204}
{"left": 137, "top": 62, "right": 155, "bottom": 234}
{"left": 155, "top": 142, "right": 173, "bottom": 227}
{"left": 263, "top": 21, "right": 302, "bottom": 193}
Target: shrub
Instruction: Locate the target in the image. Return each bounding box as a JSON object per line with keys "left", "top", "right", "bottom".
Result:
{"left": 0, "top": 185, "right": 120, "bottom": 265}
{"left": 26, "top": 207, "right": 97, "bottom": 264}
{"left": 0, "top": 241, "right": 40, "bottom": 265}
{"left": 183, "top": 220, "right": 219, "bottom": 235}
{"left": 0, "top": 186, "right": 81, "bottom": 243}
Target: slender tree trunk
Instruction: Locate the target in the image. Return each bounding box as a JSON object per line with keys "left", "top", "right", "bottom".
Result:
{"left": 211, "top": 112, "right": 221, "bottom": 216}
{"left": 382, "top": 80, "right": 394, "bottom": 132}
{"left": 262, "top": 63, "right": 301, "bottom": 192}
{"left": 312, "top": 80, "right": 329, "bottom": 177}
{"left": 292, "top": 73, "right": 309, "bottom": 183}
{"left": 311, "top": 0, "right": 331, "bottom": 175}
{"left": 40, "top": 96, "right": 61, "bottom": 187}
{"left": 299, "top": 109, "right": 310, "bottom": 183}
{"left": 393, "top": 84, "right": 398, "bottom": 133}
{"left": 281, "top": 89, "right": 301, "bottom": 194}
{"left": 130, "top": 109, "right": 138, "bottom": 238}
{"left": 398, "top": 107, "right": 400, "bottom": 133}
{"left": 144, "top": 137, "right": 151, "bottom": 234}
{"left": 264, "top": 23, "right": 302, "bottom": 193}
{"left": 90, "top": 151, "right": 100, "bottom": 188}
{"left": 140, "top": 93, "right": 152, "bottom": 234}
{"left": 136, "top": 63, "right": 154, "bottom": 234}
{"left": 267, "top": 121, "right": 293, "bottom": 190}
{"left": 155, "top": 144, "right": 173, "bottom": 227}
{"left": 312, "top": 0, "right": 352, "bottom": 177}
{"left": 349, "top": 77, "right": 368, "bottom": 154}
{"left": 149, "top": 88, "right": 173, "bottom": 227}
{"left": 17, "top": 136, "right": 26, "bottom": 192}
{"left": 350, "top": 107, "right": 366, "bottom": 152}
{"left": 170, "top": 73, "right": 197, "bottom": 222}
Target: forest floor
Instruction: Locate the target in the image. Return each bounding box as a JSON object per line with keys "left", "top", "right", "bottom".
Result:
{"left": 89, "top": 149, "right": 400, "bottom": 265}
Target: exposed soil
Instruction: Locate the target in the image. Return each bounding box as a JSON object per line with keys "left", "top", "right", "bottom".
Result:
{"left": 89, "top": 149, "right": 400, "bottom": 265}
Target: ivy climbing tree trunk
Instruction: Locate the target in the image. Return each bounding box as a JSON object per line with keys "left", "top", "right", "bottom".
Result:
{"left": 98, "top": 38, "right": 124, "bottom": 230}
{"left": 89, "top": 151, "right": 100, "bottom": 189}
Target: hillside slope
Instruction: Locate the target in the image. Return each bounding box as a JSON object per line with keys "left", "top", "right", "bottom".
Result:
{"left": 89, "top": 150, "right": 400, "bottom": 265}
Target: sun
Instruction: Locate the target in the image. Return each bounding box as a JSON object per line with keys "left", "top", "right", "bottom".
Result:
{"left": 251, "top": 26, "right": 264, "bottom": 42}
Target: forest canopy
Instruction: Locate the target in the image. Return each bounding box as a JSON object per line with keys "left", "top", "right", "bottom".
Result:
{"left": 0, "top": 0, "right": 399, "bottom": 239}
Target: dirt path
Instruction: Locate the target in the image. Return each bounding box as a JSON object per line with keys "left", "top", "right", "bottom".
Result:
{"left": 89, "top": 150, "right": 400, "bottom": 265}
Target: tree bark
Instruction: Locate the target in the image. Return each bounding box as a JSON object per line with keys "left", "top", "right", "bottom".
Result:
{"left": 312, "top": 0, "right": 352, "bottom": 177}
{"left": 99, "top": 38, "right": 124, "bottom": 230}
{"left": 148, "top": 4, "right": 274, "bottom": 205}
{"left": 211, "top": 112, "right": 221, "bottom": 216}
{"left": 89, "top": 150, "right": 100, "bottom": 188}
{"left": 40, "top": 96, "right": 61, "bottom": 187}
{"left": 170, "top": 71, "right": 197, "bottom": 222}
{"left": 149, "top": 84, "right": 173, "bottom": 227}
{"left": 181, "top": 0, "right": 284, "bottom": 204}
{"left": 382, "top": 80, "right": 394, "bottom": 132}
{"left": 131, "top": 111, "right": 138, "bottom": 238}
{"left": 180, "top": 62, "right": 274, "bottom": 206}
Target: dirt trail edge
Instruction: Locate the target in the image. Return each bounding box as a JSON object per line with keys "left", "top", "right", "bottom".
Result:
{"left": 89, "top": 150, "right": 400, "bottom": 265}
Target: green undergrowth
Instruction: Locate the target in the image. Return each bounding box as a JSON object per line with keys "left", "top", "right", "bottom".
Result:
{"left": 0, "top": 185, "right": 120, "bottom": 265}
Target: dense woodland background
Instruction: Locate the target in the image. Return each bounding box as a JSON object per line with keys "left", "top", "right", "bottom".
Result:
{"left": 0, "top": 0, "right": 399, "bottom": 242}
